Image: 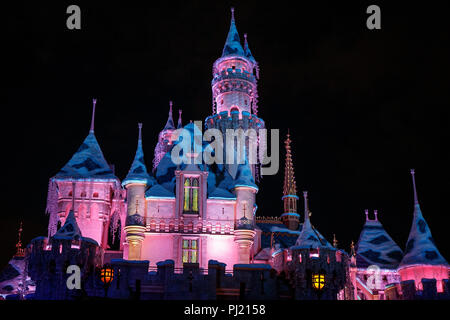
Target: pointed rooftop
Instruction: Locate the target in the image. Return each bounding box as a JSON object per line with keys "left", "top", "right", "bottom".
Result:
{"left": 399, "top": 170, "right": 448, "bottom": 268}
{"left": 122, "top": 123, "right": 153, "bottom": 186}
{"left": 291, "top": 191, "right": 333, "bottom": 249}
{"left": 177, "top": 109, "right": 183, "bottom": 129}
{"left": 355, "top": 209, "right": 404, "bottom": 269}
{"left": 283, "top": 132, "right": 297, "bottom": 196}
{"left": 163, "top": 101, "right": 175, "bottom": 131}
{"left": 243, "top": 33, "right": 256, "bottom": 63}
{"left": 234, "top": 161, "right": 258, "bottom": 191}
{"left": 54, "top": 99, "right": 117, "bottom": 180}
{"left": 221, "top": 7, "right": 245, "bottom": 57}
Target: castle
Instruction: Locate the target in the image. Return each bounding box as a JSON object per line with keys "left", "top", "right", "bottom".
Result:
{"left": 1, "top": 8, "right": 448, "bottom": 300}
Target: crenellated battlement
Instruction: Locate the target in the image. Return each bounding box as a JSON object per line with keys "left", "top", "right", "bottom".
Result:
{"left": 205, "top": 111, "right": 265, "bottom": 132}
{"left": 212, "top": 68, "right": 256, "bottom": 84}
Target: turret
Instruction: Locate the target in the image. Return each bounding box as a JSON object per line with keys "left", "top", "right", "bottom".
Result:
{"left": 123, "top": 123, "right": 152, "bottom": 260}
{"left": 45, "top": 98, "right": 121, "bottom": 249}
{"left": 153, "top": 101, "right": 179, "bottom": 170}
{"left": 233, "top": 162, "right": 258, "bottom": 264}
{"left": 281, "top": 132, "right": 300, "bottom": 230}
{"left": 398, "top": 169, "right": 449, "bottom": 292}
{"left": 211, "top": 8, "right": 259, "bottom": 117}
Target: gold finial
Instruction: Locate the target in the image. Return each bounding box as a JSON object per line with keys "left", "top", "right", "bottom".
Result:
{"left": 333, "top": 233, "right": 338, "bottom": 248}
{"left": 350, "top": 240, "right": 355, "bottom": 256}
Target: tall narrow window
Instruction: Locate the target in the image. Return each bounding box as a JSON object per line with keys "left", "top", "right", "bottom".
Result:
{"left": 191, "top": 178, "right": 199, "bottom": 212}
{"left": 182, "top": 239, "right": 198, "bottom": 263}
{"left": 183, "top": 177, "right": 200, "bottom": 214}
{"left": 183, "top": 179, "right": 190, "bottom": 211}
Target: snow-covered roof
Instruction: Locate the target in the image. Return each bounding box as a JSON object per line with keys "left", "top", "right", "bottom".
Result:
{"left": 233, "top": 162, "right": 258, "bottom": 191}
{"left": 355, "top": 217, "right": 403, "bottom": 269}
{"left": 243, "top": 33, "right": 256, "bottom": 63}
{"left": 122, "top": 124, "right": 153, "bottom": 186}
{"left": 399, "top": 204, "right": 448, "bottom": 268}
{"left": 221, "top": 8, "right": 245, "bottom": 58}
{"left": 399, "top": 170, "right": 448, "bottom": 268}
{"left": 54, "top": 132, "right": 117, "bottom": 180}
{"left": 53, "top": 210, "right": 82, "bottom": 241}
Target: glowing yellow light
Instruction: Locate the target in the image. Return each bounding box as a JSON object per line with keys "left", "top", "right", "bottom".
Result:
{"left": 312, "top": 274, "right": 325, "bottom": 290}
{"left": 100, "top": 267, "right": 114, "bottom": 285}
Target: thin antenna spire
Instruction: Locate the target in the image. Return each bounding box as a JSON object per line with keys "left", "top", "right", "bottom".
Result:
{"left": 138, "top": 123, "right": 143, "bottom": 141}
{"left": 72, "top": 181, "right": 76, "bottom": 212}
{"left": 169, "top": 101, "right": 173, "bottom": 115}
{"left": 365, "top": 209, "right": 369, "bottom": 221}
{"left": 410, "top": 169, "right": 419, "bottom": 205}
{"left": 90, "top": 98, "right": 97, "bottom": 133}
{"left": 231, "top": 7, "right": 235, "bottom": 21}
{"left": 374, "top": 209, "right": 378, "bottom": 221}
{"left": 303, "top": 191, "right": 309, "bottom": 222}
{"left": 177, "top": 109, "right": 183, "bottom": 128}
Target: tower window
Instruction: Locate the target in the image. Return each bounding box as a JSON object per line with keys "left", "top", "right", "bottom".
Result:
{"left": 232, "top": 65, "right": 235, "bottom": 70}
{"left": 183, "top": 177, "right": 200, "bottom": 214}
{"left": 312, "top": 274, "right": 325, "bottom": 290}
{"left": 245, "top": 100, "right": 247, "bottom": 105}
{"left": 182, "top": 239, "right": 198, "bottom": 263}
{"left": 81, "top": 192, "right": 86, "bottom": 197}
{"left": 93, "top": 192, "right": 99, "bottom": 198}
{"left": 221, "top": 99, "right": 224, "bottom": 105}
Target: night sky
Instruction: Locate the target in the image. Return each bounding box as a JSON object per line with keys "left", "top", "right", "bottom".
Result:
{"left": 3, "top": 1, "right": 449, "bottom": 268}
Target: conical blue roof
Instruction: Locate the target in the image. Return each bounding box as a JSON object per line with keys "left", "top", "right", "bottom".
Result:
{"left": 243, "top": 34, "right": 256, "bottom": 63}
{"left": 163, "top": 102, "right": 175, "bottom": 131}
{"left": 234, "top": 162, "right": 258, "bottom": 191}
{"left": 54, "top": 132, "right": 117, "bottom": 180}
{"left": 399, "top": 203, "right": 448, "bottom": 267}
{"left": 221, "top": 8, "right": 245, "bottom": 57}
{"left": 399, "top": 170, "right": 448, "bottom": 268}
{"left": 123, "top": 124, "right": 152, "bottom": 186}
{"left": 355, "top": 215, "right": 403, "bottom": 269}
{"left": 291, "top": 192, "right": 333, "bottom": 250}
{"left": 53, "top": 210, "right": 82, "bottom": 241}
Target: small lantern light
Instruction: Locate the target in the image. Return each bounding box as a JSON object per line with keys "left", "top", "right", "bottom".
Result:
{"left": 100, "top": 266, "right": 114, "bottom": 285}
{"left": 312, "top": 273, "right": 325, "bottom": 290}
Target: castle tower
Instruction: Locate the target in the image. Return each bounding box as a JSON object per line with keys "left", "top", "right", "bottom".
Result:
{"left": 153, "top": 101, "right": 181, "bottom": 170}
{"left": 45, "top": 99, "right": 122, "bottom": 249}
{"left": 123, "top": 123, "right": 153, "bottom": 260}
{"left": 205, "top": 8, "right": 265, "bottom": 180}
{"left": 281, "top": 132, "right": 300, "bottom": 230}
{"left": 233, "top": 162, "right": 258, "bottom": 264}
{"left": 398, "top": 169, "right": 449, "bottom": 292}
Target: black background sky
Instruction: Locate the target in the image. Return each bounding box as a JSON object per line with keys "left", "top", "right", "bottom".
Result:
{"left": 3, "top": 1, "right": 449, "bottom": 268}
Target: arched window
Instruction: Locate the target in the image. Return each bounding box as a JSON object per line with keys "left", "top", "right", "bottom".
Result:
{"left": 183, "top": 177, "right": 200, "bottom": 214}
{"left": 93, "top": 192, "right": 99, "bottom": 198}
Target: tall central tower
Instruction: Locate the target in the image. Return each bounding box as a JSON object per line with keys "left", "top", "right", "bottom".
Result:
{"left": 206, "top": 8, "right": 265, "bottom": 180}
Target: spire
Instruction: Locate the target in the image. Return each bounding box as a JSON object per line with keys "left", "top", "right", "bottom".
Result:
{"left": 177, "top": 109, "right": 183, "bottom": 129}
{"left": 303, "top": 191, "right": 309, "bottom": 222}
{"left": 243, "top": 33, "right": 256, "bottom": 63}
{"left": 221, "top": 7, "right": 245, "bottom": 57}
{"left": 54, "top": 181, "right": 83, "bottom": 241}
{"left": 123, "top": 123, "right": 152, "bottom": 186}
{"left": 365, "top": 209, "right": 369, "bottom": 221}
{"left": 163, "top": 101, "right": 175, "bottom": 131}
{"left": 54, "top": 99, "right": 117, "bottom": 180}
{"left": 410, "top": 169, "right": 419, "bottom": 205}
{"left": 15, "top": 222, "right": 24, "bottom": 257}
{"left": 333, "top": 234, "right": 338, "bottom": 248}
{"left": 374, "top": 209, "right": 378, "bottom": 221}
{"left": 90, "top": 98, "right": 96, "bottom": 133}
{"left": 399, "top": 169, "right": 448, "bottom": 267}
{"left": 283, "top": 132, "right": 297, "bottom": 196}
{"left": 291, "top": 191, "right": 333, "bottom": 249}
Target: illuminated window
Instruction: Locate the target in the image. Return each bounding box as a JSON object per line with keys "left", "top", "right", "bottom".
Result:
{"left": 93, "top": 192, "right": 99, "bottom": 198}
{"left": 183, "top": 177, "right": 200, "bottom": 214}
{"left": 81, "top": 192, "right": 86, "bottom": 197}
{"left": 312, "top": 274, "right": 325, "bottom": 290}
{"left": 182, "top": 239, "right": 198, "bottom": 263}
